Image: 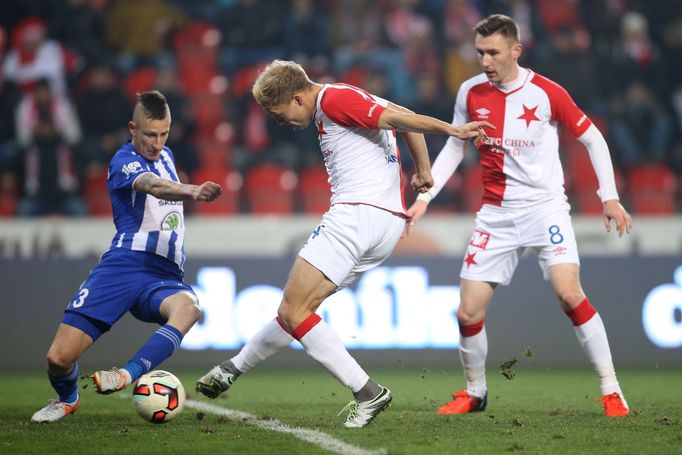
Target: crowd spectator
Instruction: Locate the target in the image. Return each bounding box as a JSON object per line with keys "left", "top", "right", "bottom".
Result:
{"left": 609, "top": 81, "right": 674, "bottom": 167}
{"left": 77, "top": 64, "right": 130, "bottom": 170}
{"left": 2, "top": 17, "right": 68, "bottom": 96}
{"left": 0, "top": 1, "right": 680, "bottom": 215}
{"left": 217, "top": 0, "right": 287, "bottom": 77}
{"left": 106, "top": 0, "right": 187, "bottom": 72}
{"left": 14, "top": 78, "right": 86, "bottom": 216}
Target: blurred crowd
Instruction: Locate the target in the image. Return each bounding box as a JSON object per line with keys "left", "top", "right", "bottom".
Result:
{"left": 0, "top": 0, "right": 680, "bottom": 217}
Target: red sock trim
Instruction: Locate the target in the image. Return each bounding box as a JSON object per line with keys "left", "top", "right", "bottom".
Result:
{"left": 275, "top": 317, "right": 293, "bottom": 335}
{"left": 292, "top": 313, "right": 322, "bottom": 340}
{"left": 458, "top": 319, "right": 484, "bottom": 337}
{"left": 565, "top": 298, "right": 597, "bottom": 326}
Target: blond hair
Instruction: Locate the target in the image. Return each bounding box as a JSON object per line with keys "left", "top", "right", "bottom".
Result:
{"left": 251, "top": 60, "right": 313, "bottom": 108}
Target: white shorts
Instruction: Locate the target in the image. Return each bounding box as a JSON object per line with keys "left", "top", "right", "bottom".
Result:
{"left": 460, "top": 198, "right": 580, "bottom": 285}
{"left": 299, "top": 203, "right": 406, "bottom": 289}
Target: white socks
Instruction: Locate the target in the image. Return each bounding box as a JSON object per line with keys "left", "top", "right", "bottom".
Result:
{"left": 459, "top": 326, "right": 488, "bottom": 399}
{"left": 231, "top": 318, "right": 294, "bottom": 373}
{"left": 297, "top": 317, "right": 369, "bottom": 393}
{"left": 573, "top": 313, "right": 622, "bottom": 396}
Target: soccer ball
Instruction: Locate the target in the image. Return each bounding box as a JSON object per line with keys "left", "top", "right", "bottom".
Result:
{"left": 132, "top": 370, "right": 185, "bottom": 424}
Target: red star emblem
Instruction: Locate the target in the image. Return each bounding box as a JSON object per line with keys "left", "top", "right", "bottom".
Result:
{"left": 317, "top": 120, "right": 326, "bottom": 138}
{"left": 517, "top": 105, "right": 540, "bottom": 127}
{"left": 464, "top": 251, "right": 478, "bottom": 269}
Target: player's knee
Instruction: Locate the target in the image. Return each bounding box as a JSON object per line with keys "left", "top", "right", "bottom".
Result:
{"left": 456, "top": 306, "right": 484, "bottom": 325}
{"left": 556, "top": 291, "right": 584, "bottom": 309}
{"left": 276, "top": 306, "right": 294, "bottom": 329}
{"left": 182, "top": 300, "right": 202, "bottom": 325}
{"left": 46, "top": 349, "right": 74, "bottom": 372}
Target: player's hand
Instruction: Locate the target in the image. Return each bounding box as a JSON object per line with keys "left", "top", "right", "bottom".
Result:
{"left": 411, "top": 172, "right": 434, "bottom": 193}
{"left": 452, "top": 121, "right": 495, "bottom": 140}
{"left": 602, "top": 199, "right": 632, "bottom": 237}
{"left": 194, "top": 181, "right": 223, "bottom": 202}
{"left": 403, "top": 199, "right": 429, "bottom": 238}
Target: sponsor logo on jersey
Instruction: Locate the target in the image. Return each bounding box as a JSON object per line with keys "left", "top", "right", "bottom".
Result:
{"left": 121, "top": 161, "right": 143, "bottom": 177}
{"left": 469, "top": 230, "right": 490, "bottom": 249}
{"left": 367, "top": 103, "right": 379, "bottom": 118}
{"left": 475, "top": 107, "right": 491, "bottom": 119}
{"left": 159, "top": 200, "right": 183, "bottom": 206}
{"left": 161, "top": 212, "right": 182, "bottom": 231}
{"left": 385, "top": 154, "right": 398, "bottom": 164}
{"left": 552, "top": 246, "right": 567, "bottom": 255}
{"left": 479, "top": 137, "right": 536, "bottom": 148}
{"left": 479, "top": 136, "right": 535, "bottom": 157}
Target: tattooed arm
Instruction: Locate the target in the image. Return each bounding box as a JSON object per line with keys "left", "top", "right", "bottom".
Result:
{"left": 133, "top": 173, "right": 222, "bottom": 202}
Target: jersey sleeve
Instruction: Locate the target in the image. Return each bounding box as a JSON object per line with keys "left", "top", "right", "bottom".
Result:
{"left": 108, "top": 152, "right": 151, "bottom": 191}
{"left": 320, "top": 86, "right": 387, "bottom": 129}
{"left": 533, "top": 74, "right": 592, "bottom": 137}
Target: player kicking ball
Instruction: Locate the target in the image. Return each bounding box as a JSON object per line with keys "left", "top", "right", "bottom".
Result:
{"left": 195, "top": 60, "right": 492, "bottom": 428}
{"left": 32, "top": 91, "right": 222, "bottom": 422}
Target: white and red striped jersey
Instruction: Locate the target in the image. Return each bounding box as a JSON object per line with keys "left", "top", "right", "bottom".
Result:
{"left": 314, "top": 83, "right": 408, "bottom": 216}
{"left": 456, "top": 68, "right": 591, "bottom": 208}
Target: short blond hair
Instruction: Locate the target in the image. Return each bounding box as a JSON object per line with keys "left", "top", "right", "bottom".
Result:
{"left": 251, "top": 60, "right": 313, "bottom": 108}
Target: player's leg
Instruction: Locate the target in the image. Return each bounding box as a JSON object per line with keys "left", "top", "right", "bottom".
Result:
{"left": 196, "top": 316, "right": 294, "bottom": 398}
{"left": 279, "top": 257, "right": 391, "bottom": 428}
{"left": 548, "top": 263, "right": 629, "bottom": 416}
{"left": 93, "top": 287, "right": 200, "bottom": 394}
{"left": 439, "top": 207, "right": 519, "bottom": 414}
{"left": 32, "top": 322, "right": 95, "bottom": 422}
{"left": 438, "top": 278, "right": 495, "bottom": 414}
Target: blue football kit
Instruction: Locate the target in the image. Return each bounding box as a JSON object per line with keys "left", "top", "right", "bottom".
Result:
{"left": 62, "top": 142, "right": 196, "bottom": 341}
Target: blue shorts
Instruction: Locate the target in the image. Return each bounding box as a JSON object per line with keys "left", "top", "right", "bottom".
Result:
{"left": 63, "top": 249, "right": 196, "bottom": 341}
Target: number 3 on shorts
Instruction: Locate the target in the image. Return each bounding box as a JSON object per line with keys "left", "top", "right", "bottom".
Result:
{"left": 71, "top": 288, "right": 90, "bottom": 308}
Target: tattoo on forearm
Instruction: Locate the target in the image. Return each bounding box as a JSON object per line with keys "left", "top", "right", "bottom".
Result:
{"left": 135, "top": 173, "right": 188, "bottom": 201}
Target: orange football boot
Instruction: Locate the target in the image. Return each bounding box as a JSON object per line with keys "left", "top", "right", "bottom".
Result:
{"left": 437, "top": 389, "right": 487, "bottom": 414}
{"left": 602, "top": 393, "right": 629, "bottom": 417}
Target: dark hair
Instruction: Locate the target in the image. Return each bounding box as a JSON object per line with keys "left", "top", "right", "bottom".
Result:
{"left": 136, "top": 90, "right": 168, "bottom": 120}
{"left": 474, "top": 14, "right": 520, "bottom": 42}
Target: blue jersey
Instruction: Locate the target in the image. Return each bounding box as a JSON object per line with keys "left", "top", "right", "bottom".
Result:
{"left": 106, "top": 142, "right": 186, "bottom": 270}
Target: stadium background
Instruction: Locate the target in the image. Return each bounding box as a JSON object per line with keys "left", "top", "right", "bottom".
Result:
{"left": 0, "top": 0, "right": 681, "bottom": 369}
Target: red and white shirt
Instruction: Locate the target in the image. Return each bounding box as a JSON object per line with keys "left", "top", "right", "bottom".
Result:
{"left": 315, "top": 83, "right": 407, "bottom": 216}
{"left": 443, "top": 68, "right": 592, "bottom": 208}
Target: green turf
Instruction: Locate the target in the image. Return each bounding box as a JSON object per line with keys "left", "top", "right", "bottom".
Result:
{"left": 3, "top": 367, "right": 681, "bottom": 454}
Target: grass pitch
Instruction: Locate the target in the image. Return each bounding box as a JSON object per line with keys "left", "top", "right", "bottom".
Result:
{"left": 3, "top": 366, "right": 681, "bottom": 454}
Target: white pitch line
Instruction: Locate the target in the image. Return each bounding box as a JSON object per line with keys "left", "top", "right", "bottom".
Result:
{"left": 186, "top": 399, "right": 387, "bottom": 455}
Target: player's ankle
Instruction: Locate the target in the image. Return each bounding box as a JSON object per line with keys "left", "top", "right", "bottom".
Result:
{"left": 121, "top": 368, "right": 132, "bottom": 387}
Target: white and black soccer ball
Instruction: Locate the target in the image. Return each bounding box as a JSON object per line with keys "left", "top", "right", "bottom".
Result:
{"left": 132, "top": 370, "right": 185, "bottom": 424}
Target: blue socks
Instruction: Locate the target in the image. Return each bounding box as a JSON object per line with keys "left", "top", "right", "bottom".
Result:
{"left": 49, "top": 363, "right": 79, "bottom": 405}
{"left": 123, "top": 324, "right": 183, "bottom": 382}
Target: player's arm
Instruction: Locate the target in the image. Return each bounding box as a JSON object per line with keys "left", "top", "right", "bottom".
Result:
{"left": 377, "top": 107, "right": 492, "bottom": 140}
{"left": 577, "top": 125, "right": 632, "bottom": 236}
{"left": 406, "top": 87, "right": 471, "bottom": 232}
{"left": 405, "top": 137, "right": 467, "bottom": 234}
{"left": 385, "top": 102, "right": 433, "bottom": 193}
{"left": 133, "top": 172, "right": 222, "bottom": 202}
